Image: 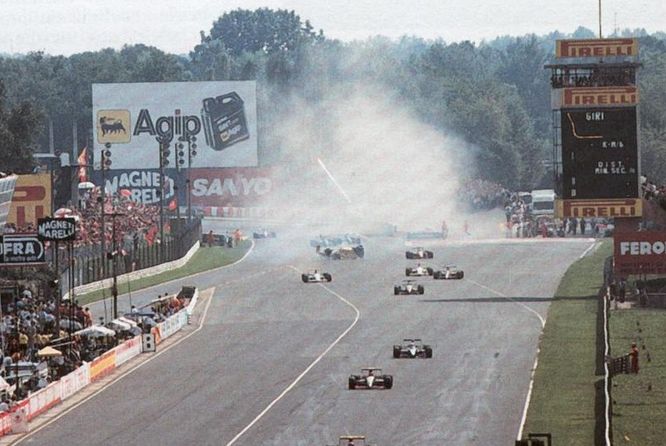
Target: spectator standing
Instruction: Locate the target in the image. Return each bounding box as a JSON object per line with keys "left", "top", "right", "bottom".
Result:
{"left": 580, "top": 218, "right": 586, "bottom": 235}
{"left": 629, "top": 342, "right": 640, "bottom": 373}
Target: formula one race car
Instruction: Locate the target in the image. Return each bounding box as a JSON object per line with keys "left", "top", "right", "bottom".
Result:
{"left": 394, "top": 279, "right": 424, "bottom": 295}
{"left": 327, "top": 435, "right": 375, "bottom": 446}
{"left": 432, "top": 265, "right": 464, "bottom": 280}
{"left": 348, "top": 368, "right": 393, "bottom": 390}
{"left": 317, "top": 245, "right": 365, "bottom": 260}
{"left": 310, "top": 233, "right": 361, "bottom": 248}
{"left": 252, "top": 229, "right": 276, "bottom": 239}
{"left": 393, "top": 339, "right": 433, "bottom": 358}
{"left": 405, "top": 264, "right": 434, "bottom": 276}
{"left": 301, "top": 270, "right": 332, "bottom": 283}
{"left": 405, "top": 247, "right": 434, "bottom": 259}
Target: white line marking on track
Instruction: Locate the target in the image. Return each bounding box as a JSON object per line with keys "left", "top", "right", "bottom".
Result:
{"left": 467, "top": 279, "right": 545, "bottom": 327}
{"left": 466, "top": 279, "right": 545, "bottom": 441}
{"left": 579, "top": 241, "right": 599, "bottom": 259}
{"left": 14, "top": 289, "right": 217, "bottom": 445}
{"left": 224, "top": 267, "right": 361, "bottom": 446}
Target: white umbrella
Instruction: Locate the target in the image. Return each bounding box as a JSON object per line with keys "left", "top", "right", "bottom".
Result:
{"left": 0, "top": 376, "right": 9, "bottom": 391}
{"left": 118, "top": 316, "right": 138, "bottom": 327}
{"left": 108, "top": 319, "right": 131, "bottom": 330}
{"left": 74, "top": 326, "right": 116, "bottom": 337}
{"left": 78, "top": 181, "right": 95, "bottom": 189}
{"left": 54, "top": 208, "right": 73, "bottom": 218}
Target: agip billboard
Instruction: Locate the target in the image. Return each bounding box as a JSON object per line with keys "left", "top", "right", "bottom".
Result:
{"left": 92, "top": 81, "right": 258, "bottom": 169}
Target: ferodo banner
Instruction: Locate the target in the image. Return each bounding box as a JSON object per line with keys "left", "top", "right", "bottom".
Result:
{"left": 7, "top": 174, "right": 51, "bottom": 228}
{"left": 189, "top": 167, "right": 273, "bottom": 207}
{"left": 92, "top": 81, "right": 257, "bottom": 169}
{"left": 614, "top": 231, "right": 666, "bottom": 276}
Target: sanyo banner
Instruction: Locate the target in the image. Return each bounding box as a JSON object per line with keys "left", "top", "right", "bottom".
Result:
{"left": 92, "top": 81, "right": 257, "bottom": 169}
{"left": 614, "top": 231, "right": 666, "bottom": 275}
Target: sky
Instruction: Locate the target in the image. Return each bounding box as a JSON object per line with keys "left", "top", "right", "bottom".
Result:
{"left": 0, "top": 0, "right": 663, "bottom": 56}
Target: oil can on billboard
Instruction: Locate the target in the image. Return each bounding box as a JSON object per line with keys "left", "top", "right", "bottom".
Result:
{"left": 92, "top": 81, "right": 257, "bottom": 170}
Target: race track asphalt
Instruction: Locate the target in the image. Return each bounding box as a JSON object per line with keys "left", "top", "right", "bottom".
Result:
{"left": 21, "top": 231, "right": 596, "bottom": 446}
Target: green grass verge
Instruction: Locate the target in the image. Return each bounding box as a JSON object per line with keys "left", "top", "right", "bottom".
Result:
{"left": 610, "top": 306, "right": 666, "bottom": 444}
{"left": 523, "top": 240, "right": 612, "bottom": 445}
{"left": 76, "top": 240, "right": 251, "bottom": 306}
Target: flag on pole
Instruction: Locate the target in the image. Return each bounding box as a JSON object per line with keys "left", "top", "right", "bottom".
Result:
{"left": 167, "top": 198, "right": 177, "bottom": 211}
{"left": 77, "top": 147, "right": 88, "bottom": 182}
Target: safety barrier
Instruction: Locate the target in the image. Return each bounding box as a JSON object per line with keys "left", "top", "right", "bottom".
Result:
{"left": 0, "top": 300, "right": 197, "bottom": 436}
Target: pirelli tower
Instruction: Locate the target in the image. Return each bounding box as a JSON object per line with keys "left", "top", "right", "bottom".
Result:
{"left": 546, "top": 38, "right": 641, "bottom": 219}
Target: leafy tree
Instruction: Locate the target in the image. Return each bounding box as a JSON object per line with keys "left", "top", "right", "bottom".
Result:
{"left": 0, "top": 80, "right": 41, "bottom": 173}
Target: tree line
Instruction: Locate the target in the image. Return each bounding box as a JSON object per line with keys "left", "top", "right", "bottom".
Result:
{"left": 1, "top": 8, "right": 665, "bottom": 190}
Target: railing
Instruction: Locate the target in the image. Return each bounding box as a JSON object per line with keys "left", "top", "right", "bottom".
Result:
{"left": 59, "top": 218, "right": 201, "bottom": 291}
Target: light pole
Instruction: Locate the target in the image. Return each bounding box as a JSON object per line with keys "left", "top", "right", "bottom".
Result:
{"left": 156, "top": 136, "right": 171, "bottom": 263}
{"left": 105, "top": 212, "right": 125, "bottom": 319}
{"left": 176, "top": 134, "right": 197, "bottom": 223}
{"left": 100, "top": 143, "right": 112, "bottom": 276}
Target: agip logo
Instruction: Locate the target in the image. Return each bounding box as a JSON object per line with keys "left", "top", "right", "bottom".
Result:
{"left": 97, "top": 110, "right": 131, "bottom": 143}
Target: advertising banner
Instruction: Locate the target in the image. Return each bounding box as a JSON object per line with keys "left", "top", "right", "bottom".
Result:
{"left": 114, "top": 336, "right": 142, "bottom": 366}
{"left": 94, "top": 169, "right": 176, "bottom": 205}
{"left": 90, "top": 349, "right": 116, "bottom": 382}
{"left": 562, "top": 87, "right": 638, "bottom": 108}
{"left": 37, "top": 217, "right": 76, "bottom": 241}
{"left": 94, "top": 167, "right": 273, "bottom": 209}
{"left": 59, "top": 363, "right": 90, "bottom": 400}
{"left": 0, "top": 234, "right": 46, "bottom": 265}
{"left": 189, "top": 167, "right": 272, "bottom": 207}
{"left": 0, "top": 174, "right": 17, "bottom": 231}
{"left": 555, "top": 198, "right": 642, "bottom": 218}
{"left": 560, "top": 107, "right": 638, "bottom": 199}
{"left": 92, "top": 81, "right": 258, "bottom": 169}
{"left": 556, "top": 38, "right": 638, "bottom": 58}
{"left": 7, "top": 174, "right": 51, "bottom": 228}
{"left": 614, "top": 231, "right": 666, "bottom": 276}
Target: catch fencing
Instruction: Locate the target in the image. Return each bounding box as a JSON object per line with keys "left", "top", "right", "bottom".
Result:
{"left": 58, "top": 218, "right": 201, "bottom": 292}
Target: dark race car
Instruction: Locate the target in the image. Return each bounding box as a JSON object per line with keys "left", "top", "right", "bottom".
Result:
{"left": 394, "top": 279, "right": 424, "bottom": 295}
{"left": 317, "top": 245, "right": 365, "bottom": 260}
{"left": 405, "top": 247, "right": 434, "bottom": 259}
{"left": 348, "top": 368, "right": 393, "bottom": 390}
{"left": 252, "top": 229, "right": 276, "bottom": 239}
{"left": 393, "top": 338, "right": 433, "bottom": 358}
{"left": 432, "top": 264, "right": 464, "bottom": 280}
{"left": 405, "top": 264, "right": 433, "bottom": 277}
{"left": 301, "top": 270, "right": 332, "bottom": 283}
{"left": 327, "top": 435, "right": 375, "bottom": 446}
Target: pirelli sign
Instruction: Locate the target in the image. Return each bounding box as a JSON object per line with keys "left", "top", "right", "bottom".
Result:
{"left": 556, "top": 38, "right": 638, "bottom": 58}
{"left": 615, "top": 231, "right": 666, "bottom": 276}
{"left": 562, "top": 87, "right": 638, "bottom": 108}
{"left": 555, "top": 198, "right": 642, "bottom": 218}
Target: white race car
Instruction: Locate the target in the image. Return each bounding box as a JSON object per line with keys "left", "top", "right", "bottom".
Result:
{"left": 433, "top": 265, "right": 464, "bottom": 280}
{"left": 394, "top": 279, "right": 424, "bottom": 295}
{"left": 405, "top": 247, "right": 434, "bottom": 259}
{"left": 393, "top": 338, "right": 433, "bottom": 358}
{"left": 301, "top": 270, "right": 332, "bottom": 283}
{"left": 405, "top": 264, "right": 434, "bottom": 276}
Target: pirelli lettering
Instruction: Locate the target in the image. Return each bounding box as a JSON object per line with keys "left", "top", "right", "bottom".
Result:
{"left": 562, "top": 87, "right": 638, "bottom": 107}
{"left": 555, "top": 199, "right": 642, "bottom": 218}
{"left": 556, "top": 38, "right": 638, "bottom": 58}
